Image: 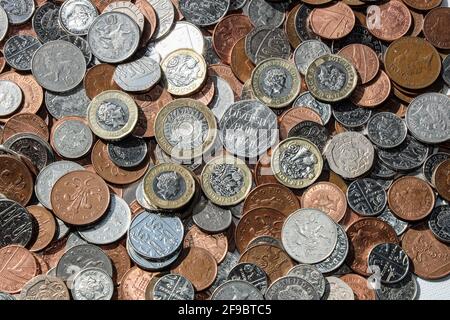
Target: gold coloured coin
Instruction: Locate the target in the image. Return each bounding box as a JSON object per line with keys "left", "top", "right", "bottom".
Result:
{"left": 87, "top": 90, "right": 138, "bottom": 141}
{"left": 201, "top": 155, "right": 252, "bottom": 206}
{"left": 143, "top": 163, "right": 195, "bottom": 210}
{"left": 154, "top": 98, "right": 217, "bottom": 161}
{"left": 271, "top": 137, "right": 323, "bottom": 189}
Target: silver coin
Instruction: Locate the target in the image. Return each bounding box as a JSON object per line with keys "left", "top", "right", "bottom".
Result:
{"left": 128, "top": 211, "right": 184, "bottom": 260}
{"left": 323, "top": 276, "right": 354, "bottom": 300}
{"left": 293, "top": 91, "right": 332, "bottom": 125}
{"left": 0, "top": 292, "right": 15, "bottom": 300}
{"left": 332, "top": 100, "right": 372, "bottom": 128}
{"left": 313, "top": 223, "right": 349, "bottom": 274}
{"left": 282, "top": 208, "right": 338, "bottom": 264}
{"left": 78, "top": 194, "right": 131, "bottom": 245}
{"left": 230, "top": 0, "right": 247, "bottom": 11}
{"left": 219, "top": 100, "right": 278, "bottom": 158}
{"left": 192, "top": 196, "right": 232, "bottom": 233}
{"left": 255, "top": 28, "right": 291, "bottom": 64}
{"left": 325, "top": 132, "right": 374, "bottom": 179}
{"left": 265, "top": 276, "right": 319, "bottom": 300}
{"left": 368, "top": 243, "right": 410, "bottom": 284}
{"left": 135, "top": 180, "right": 158, "bottom": 211}
{"left": 287, "top": 120, "right": 330, "bottom": 153}
{"left": 406, "top": 93, "right": 450, "bottom": 144}
{"left": 0, "top": 80, "right": 22, "bottom": 117}
{"left": 107, "top": 136, "right": 148, "bottom": 168}
{"left": 59, "top": 0, "right": 98, "bottom": 36}
{"left": 71, "top": 267, "right": 114, "bottom": 300}
{"left": 179, "top": 0, "right": 229, "bottom": 27}
{"left": 3, "top": 35, "right": 41, "bottom": 71}
{"left": 88, "top": 12, "right": 140, "bottom": 64}
{"left": 423, "top": 152, "right": 450, "bottom": 186}
{"left": 0, "top": 5, "right": 7, "bottom": 41}
{"left": 245, "top": 26, "right": 272, "bottom": 65}
{"left": 137, "top": 42, "right": 161, "bottom": 64}
{"left": 153, "top": 274, "right": 195, "bottom": 300}
{"left": 209, "top": 76, "right": 235, "bottom": 120}
{"left": 208, "top": 251, "right": 240, "bottom": 292}
{"left": 65, "top": 232, "right": 88, "bottom": 252}
{"left": 371, "top": 153, "right": 397, "bottom": 179}
{"left": 443, "top": 54, "right": 450, "bottom": 87}
{"left": 204, "top": 36, "right": 221, "bottom": 65}
{"left": 428, "top": 205, "right": 450, "bottom": 244}
{"left": 229, "top": 200, "right": 244, "bottom": 219}
{"left": 378, "top": 207, "right": 409, "bottom": 236}
{"left": 294, "top": 40, "right": 331, "bottom": 75}
{"left": 59, "top": 34, "right": 92, "bottom": 64}
{"left": 103, "top": 1, "right": 145, "bottom": 33}
{"left": 247, "top": 0, "right": 285, "bottom": 28}
{"left": 247, "top": 235, "right": 283, "bottom": 250}
{"left": 55, "top": 216, "right": 71, "bottom": 241}
{"left": 0, "top": 199, "right": 33, "bottom": 247}
{"left": 376, "top": 273, "right": 417, "bottom": 300}
{"left": 31, "top": 40, "right": 86, "bottom": 92}
{"left": 294, "top": 4, "right": 320, "bottom": 41}
{"left": 52, "top": 118, "right": 93, "bottom": 159}
{"left": 127, "top": 238, "right": 181, "bottom": 271}
{"left": 0, "top": 0, "right": 34, "bottom": 25}
{"left": 347, "top": 178, "right": 387, "bottom": 217}
{"left": 211, "top": 280, "right": 264, "bottom": 300}
{"left": 436, "top": 196, "right": 449, "bottom": 208}
{"left": 33, "top": 2, "right": 67, "bottom": 43}
{"left": 287, "top": 264, "right": 326, "bottom": 298}
{"left": 367, "top": 112, "right": 407, "bottom": 149}
{"left": 114, "top": 56, "right": 161, "bottom": 92}
{"left": 227, "top": 263, "right": 268, "bottom": 293}
{"left": 47, "top": 267, "right": 57, "bottom": 277}
{"left": 148, "top": 0, "right": 175, "bottom": 40}
{"left": 45, "top": 84, "right": 91, "bottom": 119}
{"left": 35, "top": 161, "right": 85, "bottom": 209}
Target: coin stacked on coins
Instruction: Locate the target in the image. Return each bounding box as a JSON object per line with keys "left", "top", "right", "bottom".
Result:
{"left": 0, "top": 0, "right": 449, "bottom": 301}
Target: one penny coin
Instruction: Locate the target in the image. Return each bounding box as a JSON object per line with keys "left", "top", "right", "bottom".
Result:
{"left": 0, "top": 245, "right": 38, "bottom": 294}
{"left": 350, "top": 70, "right": 391, "bottom": 108}
{"left": 188, "top": 76, "right": 215, "bottom": 105}
{"left": 231, "top": 36, "right": 254, "bottom": 83}
{"left": 0, "top": 154, "right": 33, "bottom": 206}
{"left": 254, "top": 150, "right": 279, "bottom": 186}
{"left": 340, "top": 274, "right": 376, "bottom": 300}
{"left": 402, "top": 0, "right": 442, "bottom": 11}
{"left": 101, "top": 243, "right": 131, "bottom": 286}
{"left": 3, "top": 113, "right": 49, "bottom": 143}
{"left": 310, "top": 2, "right": 355, "bottom": 40}
{"left": 434, "top": 159, "right": 450, "bottom": 202}
{"left": 338, "top": 44, "right": 379, "bottom": 84}
{"left": 119, "top": 266, "right": 158, "bottom": 300}
{"left": 279, "top": 107, "right": 323, "bottom": 140}
{"left": 84, "top": 64, "right": 121, "bottom": 100}
{"left": 27, "top": 205, "right": 56, "bottom": 252}
{"left": 183, "top": 224, "right": 228, "bottom": 264}
{"left": 423, "top": 7, "right": 450, "bottom": 50}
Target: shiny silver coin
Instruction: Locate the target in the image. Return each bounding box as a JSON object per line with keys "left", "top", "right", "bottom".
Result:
{"left": 3, "top": 35, "right": 41, "bottom": 71}
{"left": 59, "top": 34, "right": 92, "bottom": 65}
{"left": 52, "top": 118, "right": 93, "bottom": 159}
{"left": 0, "top": 199, "right": 33, "bottom": 247}
{"left": 255, "top": 28, "right": 291, "bottom": 64}
{"left": 148, "top": 0, "right": 175, "bottom": 40}
{"left": 376, "top": 273, "right": 417, "bottom": 300}
{"left": 247, "top": 0, "right": 286, "bottom": 28}
{"left": 210, "top": 76, "right": 235, "bottom": 120}
{"left": 332, "top": 100, "right": 372, "bottom": 128}
{"left": 294, "top": 40, "right": 331, "bottom": 75}
{"left": 153, "top": 274, "right": 195, "bottom": 300}
{"left": 135, "top": 180, "right": 158, "bottom": 211}
{"left": 313, "top": 223, "right": 349, "bottom": 274}
{"left": 367, "top": 112, "right": 407, "bottom": 149}
{"left": 211, "top": 280, "right": 264, "bottom": 300}
{"left": 287, "top": 264, "right": 326, "bottom": 298}
{"left": 247, "top": 235, "right": 283, "bottom": 250}
{"left": 227, "top": 263, "right": 268, "bottom": 293}
{"left": 0, "top": 0, "right": 34, "bottom": 25}
{"left": 192, "top": 196, "right": 232, "bottom": 233}
{"left": 265, "top": 276, "right": 319, "bottom": 300}
{"left": 428, "top": 205, "right": 450, "bottom": 244}
{"left": 0, "top": 80, "right": 22, "bottom": 117}
{"left": 126, "top": 239, "right": 181, "bottom": 271}
{"left": 347, "top": 178, "right": 387, "bottom": 217}
{"left": 179, "top": 0, "right": 230, "bottom": 27}
{"left": 59, "top": 0, "right": 98, "bottom": 36}
{"left": 107, "top": 136, "right": 148, "bottom": 168}
{"left": 45, "top": 84, "right": 91, "bottom": 119}
{"left": 71, "top": 268, "right": 114, "bottom": 300}
{"left": 33, "top": 2, "right": 67, "bottom": 43}
{"left": 114, "top": 56, "right": 161, "bottom": 92}
{"left": 293, "top": 92, "right": 332, "bottom": 125}
{"left": 323, "top": 276, "right": 354, "bottom": 300}
{"left": 368, "top": 243, "right": 410, "bottom": 284}
{"left": 0, "top": 5, "right": 7, "bottom": 42}
{"left": 208, "top": 251, "right": 240, "bottom": 293}
{"left": 378, "top": 207, "right": 409, "bottom": 236}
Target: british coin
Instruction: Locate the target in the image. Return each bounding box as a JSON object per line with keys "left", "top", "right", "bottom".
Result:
{"left": 288, "top": 121, "right": 329, "bottom": 154}
{"left": 245, "top": 26, "right": 273, "bottom": 65}
{"left": 310, "top": 2, "right": 354, "bottom": 39}
{"left": 66, "top": 232, "right": 88, "bottom": 252}
{"left": 127, "top": 240, "right": 181, "bottom": 271}
{"left": 332, "top": 24, "right": 384, "bottom": 57}
{"left": 135, "top": 180, "right": 157, "bottom": 211}
{"left": 272, "top": 137, "right": 323, "bottom": 189}
{"left": 340, "top": 273, "right": 376, "bottom": 300}
{"left": 0, "top": 245, "right": 37, "bottom": 294}
{"left": 323, "top": 276, "right": 354, "bottom": 300}
{"left": 428, "top": 205, "right": 450, "bottom": 244}
{"left": 227, "top": 263, "right": 268, "bottom": 293}
{"left": 33, "top": 2, "right": 67, "bottom": 43}
{"left": 368, "top": 243, "right": 410, "bottom": 284}
{"left": 59, "top": 0, "right": 98, "bottom": 36}
{"left": 192, "top": 196, "right": 232, "bottom": 233}
{"left": 184, "top": 222, "right": 228, "bottom": 264}
{"left": 371, "top": 155, "right": 397, "bottom": 180}
{"left": 0, "top": 0, "right": 34, "bottom": 25}
{"left": 20, "top": 275, "right": 70, "bottom": 300}
{"left": 31, "top": 40, "right": 86, "bottom": 93}
{"left": 265, "top": 276, "right": 319, "bottom": 300}
{"left": 376, "top": 273, "right": 417, "bottom": 301}
{"left": 282, "top": 208, "right": 337, "bottom": 264}
{"left": 147, "top": 0, "right": 175, "bottom": 40}
{"left": 209, "top": 76, "right": 235, "bottom": 120}
{"left": 332, "top": 100, "right": 371, "bottom": 128}
{"left": 287, "top": 264, "right": 326, "bottom": 298}
{"left": 423, "top": 7, "right": 450, "bottom": 50}
{"left": 423, "top": 152, "right": 449, "bottom": 186}
{"left": 347, "top": 178, "right": 387, "bottom": 217}
{"left": 59, "top": 34, "right": 92, "bottom": 65}
{"left": 45, "top": 85, "right": 90, "bottom": 120}
{"left": 351, "top": 70, "right": 392, "bottom": 108}
{"left": 324, "top": 132, "right": 374, "bottom": 179}
{"left": 51, "top": 117, "right": 93, "bottom": 159}
{"left": 378, "top": 207, "right": 409, "bottom": 236}
{"left": 179, "top": 0, "right": 229, "bottom": 26}
{"left": 88, "top": 12, "right": 140, "bottom": 63}
{"left": 0, "top": 80, "right": 22, "bottom": 117}
{"left": 119, "top": 266, "right": 158, "bottom": 300}
{"left": 107, "top": 136, "right": 147, "bottom": 168}
{"left": 72, "top": 268, "right": 114, "bottom": 300}
{"left": 247, "top": 0, "right": 285, "bottom": 28}
{"left": 292, "top": 91, "right": 332, "bottom": 125}
{"left": 367, "top": 112, "right": 407, "bottom": 149}
{"left": 204, "top": 36, "right": 221, "bottom": 65}
{"left": 0, "top": 5, "right": 7, "bottom": 41}
{"left": 211, "top": 280, "right": 264, "bottom": 300}
{"left": 154, "top": 98, "right": 217, "bottom": 160}
{"left": 403, "top": 0, "right": 441, "bottom": 10}
{"left": 338, "top": 44, "right": 379, "bottom": 85}
{"left": 251, "top": 58, "right": 300, "bottom": 109}
{"left": 406, "top": 93, "right": 450, "bottom": 144}
{"left": 294, "top": 40, "right": 331, "bottom": 76}
{"left": 313, "top": 223, "right": 349, "bottom": 274}
{"left": 201, "top": 155, "right": 252, "bottom": 206}
{"left": 27, "top": 205, "right": 56, "bottom": 252}
{"left": 87, "top": 90, "right": 139, "bottom": 141}
{"left": 254, "top": 28, "right": 291, "bottom": 64}
{"left": 114, "top": 56, "right": 161, "bottom": 93}
{"left": 294, "top": 4, "right": 320, "bottom": 42}
{"left": 153, "top": 144, "right": 201, "bottom": 171}
{"left": 434, "top": 159, "right": 450, "bottom": 202}
{"left": 103, "top": 1, "right": 145, "bottom": 33}
{"left": 0, "top": 292, "right": 15, "bottom": 300}
{"left": 0, "top": 199, "right": 33, "bottom": 247}
{"left": 3, "top": 35, "right": 41, "bottom": 71}
{"left": 55, "top": 217, "right": 71, "bottom": 241}
{"left": 153, "top": 274, "right": 194, "bottom": 300}
{"left": 443, "top": 54, "right": 450, "bottom": 87}
{"left": 305, "top": 54, "right": 358, "bottom": 102}
{"left": 230, "top": 0, "right": 246, "bottom": 11}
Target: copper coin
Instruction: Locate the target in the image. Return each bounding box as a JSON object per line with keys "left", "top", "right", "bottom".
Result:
{"left": 183, "top": 224, "right": 228, "bottom": 264}
{"left": 353, "top": 11, "right": 367, "bottom": 27}
{"left": 134, "top": 0, "right": 157, "bottom": 45}
{"left": 350, "top": 70, "right": 391, "bottom": 108}
{"left": 388, "top": 176, "right": 435, "bottom": 222}
{"left": 130, "top": 200, "right": 145, "bottom": 218}
{"left": 208, "top": 64, "right": 243, "bottom": 100}
{"left": 402, "top": 0, "right": 442, "bottom": 11}
{"left": 285, "top": 3, "right": 302, "bottom": 48}
{"left": 279, "top": 107, "right": 323, "bottom": 140}
{"left": 434, "top": 159, "right": 450, "bottom": 202}
{"left": 340, "top": 207, "right": 363, "bottom": 231}
{"left": 119, "top": 266, "right": 158, "bottom": 300}
{"left": 0, "top": 53, "right": 6, "bottom": 74}
{"left": 0, "top": 72, "right": 43, "bottom": 123}
{"left": 172, "top": 247, "right": 217, "bottom": 291}
{"left": 0, "top": 154, "right": 33, "bottom": 206}
{"left": 318, "top": 170, "right": 348, "bottom": 193}
{"left": 91, "top": 139, "right": 149, "bottom": 185}
{"left": 41, "top": 237, "right": 67, "bottom": 269}
{"left": 402, "top": 223, "right": 450, "bottom": 280}
{"left": 235, "top": 207, "right": 286, "bottom": 253}
{"left": 101, "top": 243, "right": 131, "bottom": 286}
{"left": 254, "top": 150, "right": 279, "bottom": 186}
{"left": 408, "top": 9, "right": 424, "bottom": 37}
{"left": 188, "top": 76, "right": 215, "bottom": 105}
{"left": 33, "top": 253, "right": 49, "bottom": 275}
{"left": 0, "top": 245, "right": 38, "bottom": 294}
{"left": 310, "top": 2, "right": 355, "bottom": 40}
{"left": 212, "top": 14, "right": 253, "bottom": 65}
{"left": 338, "top": 44, "right": 379, "bottom": 84}
{"left": 367, "top": 0, "right": 412, "bottom": 42}
{"left": 340, "top": 274, "right": 376, "bottom": 300}
{"left": 231, "top": 36, "right": 254, "bottom": 84}
{"left": 170, "top": 0, "right": 184, "bottom": 20}
{"left": 423, "top": 7, "right": 450, "bottom": 50}
{"left": 3, "top": 113, "right": 49, "bottom": 143}
{"left": 239, "top": 244, "right": 295, "bottom": 283}
{"left": 84, "top": 64, "right": 121, "bottom": 100}
{"left": 51, "top": 170, "right": 110, "bottom": 226}
{"left": 27, "top": 205, "right": 56, "bottom": 252}
{"left": 302, "top": 0, "right": 333, "bottom": 4}
{"left": 301, "top": 182, "right": 347, "bottom": 223}
{"left": 384, "top": 37, "right": 441, "bottom": 90}
{"left": 243, "top": 183, "right": 300, "bottom": 217}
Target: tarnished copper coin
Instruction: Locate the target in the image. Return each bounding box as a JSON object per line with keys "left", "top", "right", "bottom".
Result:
{"left": 350, "top": 70, "right": 391, "bottom": 108}
{"left": 301, "top": 182, "right": 347, "bottom": 223}
{"left": 254, "top": 150, "right": 279, "bottom": 186}
{"left": 346, "top": 218, "right": 399, "bottom": 276}
{"left": 434, "top": 159, "right": 450, "bottom": 202}
{"left": 340, "top": 274, "right": 376, "bottom": 300}
{"left": 279, "top": 107, "right": 323, "bottom": 140}
{"left": 0, "top": 154, "right": 33, "bottom": 206}
{"left": 235, "top": 208, "right": 286, "bottom": 253}
{"left": 3, "top": 113, "right": 49, "bottom": 143}
{"left": 231, "top": 36, "right": 254, "bottom": 84}
{"left": 408, "top": 9, "right": 424, "bottom": 37}
{"left": 119, "top": 266, "right": 158, "bottom": 300}
{"left": 0, "top": 245, "right": 38, "bottom": 294}
{"left": 172, "top": 247, "right": 217, "bottom": 291}
{"left": 183, "top": 224, "right": 228, "bottom": 264}
{"left": 84, "top": 64, "right": 121, "bottom": 100}
{"left": 423, "top": 7, "right": 450, "bottom": 50}
{"left": 388, "top": 176, "right": 435, "bottom": 222}
{"left": 402, "top": 223, "right": 450, "bottom": 280}
{"left": 338, "top": 44, "right": 379, "bottom": 84}
{"left": 33, "top": 253, "right": 49, "bottom": 275}
{"left": 51, "top": 170, "right": 110, "bottom": 226}
{"left": 402, "top": 0, "right": 442, "bottom": 11}
{"left": 243, "top": 183, "right": 300, "bottom": 217}
{"left": 310, "top": 2, "right": 355, "bottom": 40}
{"left": 27, "top": 205, "right": 56, "bottom": 252}
{"left": 101, "top": 243, "right": 131, "bottom": 286}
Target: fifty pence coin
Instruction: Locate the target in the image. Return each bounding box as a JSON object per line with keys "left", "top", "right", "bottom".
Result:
{"left": 0, "top": 199, "right": 33, "bottom": 247}
{"left": 313, "top": 224, "right": 349, "bottom": 274}
{"left": 367, "top": 112, "right": 407, "bottom": 149}
{"left": 4, "top": 35, "right": 41, "bottom": 71}
{"left": 0, "top": 80, "right": 22, "bottom": 117}
{"left": 227, "top": 263, "right": 268, "bottom": 293}
{"left": 114, "top": 56, "right": 161, "bottom": 93}
{"left": 179, "top": 0, "right": 229, "bottom": 27}
{"left": 107, "top": 136, "right": 148, "bottom": 168}
{"left": 211, "top": 280, "right": 264, "bottom": 300}
{"left": 294, "top": 40, "right": 331, "bottom": 75}
{"left": 347, "top": 178, "right": 387, "bottom": 217}
{"left": 71, "top": 267, "right": 114, "bottom": 300}
{"left": 0, "top": 0, "right": 34, "bottom": 25}
{"left": 59, "top": 0, "right": 98, "bottom": 36}
{"left": 368, "top": 243, "right": 410, "bottom": 284}
{"left": 428, "top": 205, "right": 450, "bottom": 244}
{"left": 153, "top": 274, "right": 195, "bottom": 300}
{"left": 45, "top": 84, "right": 91, "bottom": 119}
{"left": 265, "top": 276, "right": 319, "bottom": 300}
{"left": 287, "top": 264, "right": 326, "bottom": 298}
{"left": 51, "top": 117, "right": 93, "bottom": 159}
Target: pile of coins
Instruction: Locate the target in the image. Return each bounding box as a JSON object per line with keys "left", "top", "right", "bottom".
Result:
{"left": 0, "top": 0, "right": 449, "bottom": 301}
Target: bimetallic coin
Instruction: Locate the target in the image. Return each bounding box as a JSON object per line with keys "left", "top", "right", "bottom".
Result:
{"left": 347, "top": 178, "right": 387, "bottom": 217}
{"left": 367, "top": 112, "right": 407, "bottom": 149}
{"left": 251, "top": 58, "right": 300, "bottom": 109}
{"left": 265, "top": 276, "right": 319, "bottom": 300}
{"left": 52, "top": 118, "right": 93, "bottom": 159}
{"left": 378, "top": 207, "right": 409, "bottom": 236}
{"left": 376, "top": 273, "right": 417, "bottom": 300}
{"left": 4, "top": 35, "right": 41, "bottom": 71}
{"left": 282, "top": 208, "right": 338, "bottom": 264}
{"left": 201, "top": 155, "right": 252, "bottom": 206}
{"left": 292, "top": 91, "right": 332, "bottom": 125}
{"left": 72, "top": 268, "right": 114, "bottom": 300}
{"left": 287, "top": 264, "right": 326, "bottom": 298}
{"left": 87, "top": 90, "right": 139, "bottom": 141}
{"left": 59, "top": 0, "right": 98, "bottom": 36}
{"left": 323, "top": 276, "right": 355, "bottom": 300}
{"left": 313, "top": 224, "right": 349, "bottom": 274}
{"left": 428, "top": 205, "right": 450, "bottom": 244}
{"left": 192, "top": 197, "right": 232, "bottom": 233}
{"left": 247, "top": 0, "right": 286, "bottom": 28}
{"left": 0, "top": 0, "right": 34, "bottom": 25}
{"left": 227, "top": 263, "right": 268, "bottom": 293}
{"left": 0, "top": 80, "right": 22, "bottom": 117}
{"left": 20, "top": 275, "right": 70, "bottom": 300}
{"left": 271, "top": 137, "right": 323, "bottom": 189}
{"left": 306, "top": 54, "right": 358, "bottom": 102}
{"left": 423, "top": 153, "right": 449, "bottom": 186}
{"left": 107, "top": 136, "right": 147, "bottom": 168}
{"left": 294, "top": 40, "right": 331, "bottom": 75}
{"left": 368, "top": 243, "right": 410, "bottom": 284}
{"left": 33, "top": 2, "right": 66, "bottom": 43}
{"left": 0, "top": 200, "right": 33, "bottom": 248}
{"left": 148, "top": 0, "right": 175, "bottom": 40}
{"left": 179, "top": 0, "right": 229, "bottom": 26}
{"left": 45, "top": 85, "right": 91, "bottom": 119}
{"left": 288, "top": 121, "right": 329, "bottom": 153}
{"left": 211, "top": 280, "right": 264, "bottom": 300}
{"left": 153, "top": 274, "right": 195, "bottom": 300}
{"left": 332, "top": 100, "right": 371, "bottom": 128}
